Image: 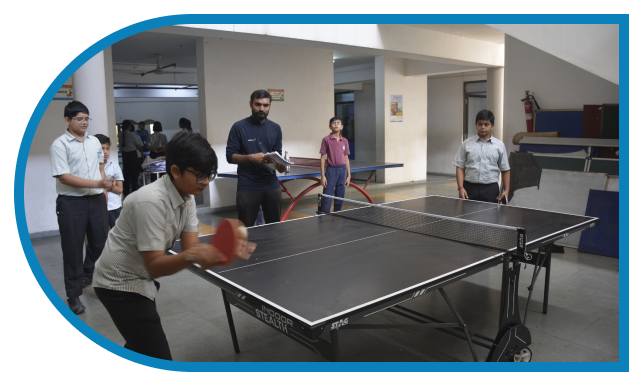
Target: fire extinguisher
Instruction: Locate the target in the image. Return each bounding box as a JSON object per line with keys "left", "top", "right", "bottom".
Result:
{"left": 521, "top": 91, "right": 541, "bottom": 133}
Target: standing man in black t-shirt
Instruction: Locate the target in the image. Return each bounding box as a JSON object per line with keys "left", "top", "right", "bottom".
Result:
{"left": 226, "top": 90, "right": 286, "bottom": 227}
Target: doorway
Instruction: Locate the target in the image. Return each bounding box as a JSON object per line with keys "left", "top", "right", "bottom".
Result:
{"left": 463, "top": 81, "right": 487, "bottom": 140}
{"left": 335, "top": 92, "right": 355, "bottom": 160}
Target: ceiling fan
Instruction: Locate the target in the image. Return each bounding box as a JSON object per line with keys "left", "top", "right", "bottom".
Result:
{"left": 141, "top": 54, "right": 176, "bottom": 76}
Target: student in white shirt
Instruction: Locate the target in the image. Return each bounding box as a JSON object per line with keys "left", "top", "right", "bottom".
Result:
{"left": 50, "top": 101, "right": 115, "bottom": 314}
{"left": 95, "top": 134, "right": 124, "bottom": 227}
{"left": 147, "top": 121, "right": 168, "bottom": 159}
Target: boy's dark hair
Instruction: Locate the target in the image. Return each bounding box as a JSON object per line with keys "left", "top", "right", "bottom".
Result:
{"left": 64, "top": 101, "right": 89, "bottom": 119}
{"left": 121, "top": 120, "right": 133, "bottom": 131}
{"left": 179, "top": 117, "right": 192, "bottom": 131}
{"left": 153, "top": 121, "right": 163, "bottom": 132}
{"left": 165, "top": 131, "right": 218, "bottom": 181}
{"left": 329, "top": 117, "right": 342, "bottom": 125}
{"left": 94, "top": 134, "right": 110, "bottom": 145}
{"left": 250, "top": 89, "right": 272, "bottom": 102}
{"left": 475, "top": 109, "right": 495, "bottom": 125}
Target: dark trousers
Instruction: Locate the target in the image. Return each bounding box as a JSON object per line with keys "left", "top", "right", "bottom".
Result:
{"left": 108, "top": 207, "right": 122, "bottom": 228}
{"left": 85, "top": 207, "right": 122, "bottom": 273}
{"left": 122, "top": 151, "right": 140, "bottom": 196}
{"left": 94, "top": 288, "right": 172, "bottom": 360}
{"left": 321, "top": 165, "right": 347, "bottom": 212}
{"left": 463, "top": 181, "right": 500, "bottom": 203}
{"left": 56, "top": 194, "right": 108, "bottom": 298}
{"left": 237, "top": 188, "right": 282, "bottom": 227}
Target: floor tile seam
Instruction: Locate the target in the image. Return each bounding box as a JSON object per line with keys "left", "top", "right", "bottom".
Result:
{"left": 157, "top": 288, "right": 228, "bottom": 324}
{"left": 528, "top": 330, "right": 615, "bottom": 356}
{"left": 568, "top": 335, "right": 620, "bottom": 357}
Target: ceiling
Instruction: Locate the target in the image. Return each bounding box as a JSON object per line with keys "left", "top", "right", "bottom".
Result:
{"left": 112, "top": 31, "right": 198, "bottom": 67}
{"left": 111, "top": 25, "right": 505, "bottom": 77}
{"left": 405, "top": 24, "right": 505, "bottom": 44}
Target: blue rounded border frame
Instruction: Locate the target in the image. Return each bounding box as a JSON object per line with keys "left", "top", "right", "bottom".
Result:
{"left": 15, "top": 14, "right": 626, "bottom": 371}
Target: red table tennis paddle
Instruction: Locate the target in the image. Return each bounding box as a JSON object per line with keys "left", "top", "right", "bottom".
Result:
{"left": 213, "top": 219, "right": 248, "bottom": 266}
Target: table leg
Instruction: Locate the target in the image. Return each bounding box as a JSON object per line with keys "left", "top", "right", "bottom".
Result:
{"left": 330, "top": 328, "right": 340, "bottom": 362}
{"left": 222, "top": 289, "right": 240, "bottom": 353}
{"left": 487, "top": 258, "right": 531, "bottom": 361}
{"left": 438, "top": 288, "right": 478, "bottom": 362}
{"left": 543, "top": 253, "right": 552, "bottom": 314}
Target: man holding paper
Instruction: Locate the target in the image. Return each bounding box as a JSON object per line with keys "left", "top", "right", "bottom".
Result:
{"left": 226, "top": 89, "right": 286, "bottom": 227}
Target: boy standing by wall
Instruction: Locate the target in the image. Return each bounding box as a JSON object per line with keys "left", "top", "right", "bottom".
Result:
{"left": 135, "top": 121, "right": 149, "bottom": 152}
{"left": 320, "top": 117, "right": 351, "bottom": 212}
{"left": 95, "top": 134, "right": 124, "bottom": 227}
{"left": 453, "top": 109, "right": 510, "bottom": 203}
{"left": 50, "top": 101, "right": 116, "bottom": 314}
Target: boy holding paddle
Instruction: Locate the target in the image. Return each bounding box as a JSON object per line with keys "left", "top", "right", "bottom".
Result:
{"left": 93, "top": 131, "right": 255, "bottom": 360}
{"left": 453, "top": 109, "right": 510, "bottom": 203}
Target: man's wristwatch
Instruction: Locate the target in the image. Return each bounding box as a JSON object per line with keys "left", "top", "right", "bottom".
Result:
{"left": 184, "top": 248, "right": 197, "bottom": 263}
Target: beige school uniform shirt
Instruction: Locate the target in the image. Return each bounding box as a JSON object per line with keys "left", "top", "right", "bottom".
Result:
{"left": 50, "top": 130, "right": 105, "bottom": 196}
{"left": 93, "top": 175, "right": 199, "bottom": 300}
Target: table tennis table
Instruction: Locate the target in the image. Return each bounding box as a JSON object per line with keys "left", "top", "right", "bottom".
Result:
{"left": 171, "top": 195, "right": 598, "bottom": 362}
{"left": 216, "top": 158, "right": 403, "bottom": 221}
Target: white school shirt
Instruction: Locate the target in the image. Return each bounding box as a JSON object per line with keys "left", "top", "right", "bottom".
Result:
{"left": 104, "top": 157, "right": 124, "bottom": 210}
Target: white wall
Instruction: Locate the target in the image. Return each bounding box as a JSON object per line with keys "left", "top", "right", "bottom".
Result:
{"left": 114, "top": 98, "right": 199, "bottom": 143}
{"left": 25, "top": 80, "right": 74, "bottom": 234}
{"left": 427, "top": 73, "right": 487, "bottom": 175}
{"left": 382, "top": 57, "right": 427, "bottom": 184}
{"left": 503, "top": 35, "right": 619, "bottom": 144}
{"left": 196, "top": 37, "right": 335, "bottom": 209}
{"left": 491, "top": 24, "right": 618, "bottom": 85}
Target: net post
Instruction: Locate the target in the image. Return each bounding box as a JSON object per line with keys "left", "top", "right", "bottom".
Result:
{"left": 516, "top": 228, "right": 526, "bottom": 258}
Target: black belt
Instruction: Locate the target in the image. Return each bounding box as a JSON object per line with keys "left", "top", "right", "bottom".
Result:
{"left": 58, "top": 193, "right": 104, "bottom": 199}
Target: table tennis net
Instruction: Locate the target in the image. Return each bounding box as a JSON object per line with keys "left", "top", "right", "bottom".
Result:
{"left": 318, "top": 194, "right": 523, "bottom": 252}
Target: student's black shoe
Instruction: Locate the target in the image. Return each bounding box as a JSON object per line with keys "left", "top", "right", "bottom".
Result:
{"left": 82, "top": 276, "right": 92, "bottom": 289}
{"left": 67, "top": 297, "right": 86, "bottom": 315}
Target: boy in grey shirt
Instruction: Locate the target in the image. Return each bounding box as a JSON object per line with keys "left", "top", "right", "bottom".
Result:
{"left": 93, "top": 131, "right": 255, "bottom": 360}
{"left": 453, "top": 109, "right": 510, "bottom": 203}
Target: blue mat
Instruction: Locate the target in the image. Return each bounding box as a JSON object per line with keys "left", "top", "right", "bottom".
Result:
{"left": 577, "top": 190, "right": 619, "bottom": 258}
{"left": 535, "top": 110, "right": 583, "bottom": 137}
{"left": 521, "top": 110, "right": 586, "bottom": 154}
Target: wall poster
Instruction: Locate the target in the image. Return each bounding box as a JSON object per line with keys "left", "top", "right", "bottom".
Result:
{"left": 390, "top": 95, "right": 403, "bottom": 122}
{"left": 268, "top": 89, "right": 284, "bottom": 101}
{"left": 54, "top": 85, "right": 73, "bottom": 100}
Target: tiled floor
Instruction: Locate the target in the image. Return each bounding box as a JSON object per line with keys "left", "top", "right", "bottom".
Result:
{"left": 30, "top": 174, "right": 619, "bottom": 362}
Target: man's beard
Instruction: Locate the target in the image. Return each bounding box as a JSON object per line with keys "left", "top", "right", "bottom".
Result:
{"left": 252, "top": 109, "right": 268, "bottom": 121}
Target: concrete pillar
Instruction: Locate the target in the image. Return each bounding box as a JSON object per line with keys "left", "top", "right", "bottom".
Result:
{"left": 196, "top": 37, "right": 211, "bottom": 206}
{"left": 374, "top": 56, "right": 386, "bottom": 183}
{"left": 487, "top": 67, "right": 505, "bottom": 141}
{"left": 72, "top": 51, "right": 111, "bottom": 137}
{"left": 102, "top": 47, "right": 118, "bottom": 153}
{"left": 195, "top": 37, "right": 210, "bottom": 142}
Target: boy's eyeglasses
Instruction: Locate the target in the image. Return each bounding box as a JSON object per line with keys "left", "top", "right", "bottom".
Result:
{"left": 183, "top": 168, "right": 216, "bottom": 184}
{"left": 71, "top": 117, "right": 92, "bottom": 123}
{"left": 331, "top": 121, "right": 342, "bottom": 125}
